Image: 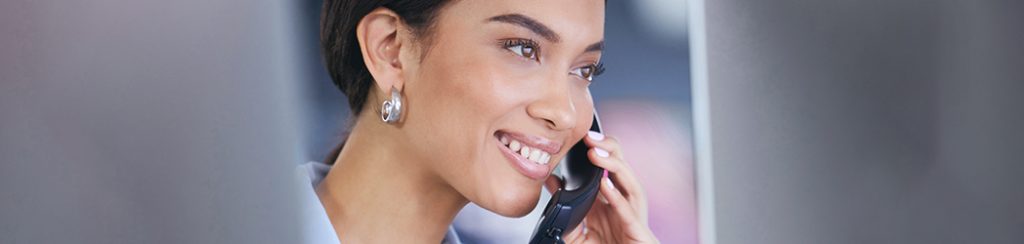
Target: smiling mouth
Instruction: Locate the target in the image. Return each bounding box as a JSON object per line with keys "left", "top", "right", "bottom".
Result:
{"left": 495, "top": 132, "right": 552, "bottom": 165}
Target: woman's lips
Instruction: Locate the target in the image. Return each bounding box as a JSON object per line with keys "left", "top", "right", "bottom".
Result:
{"left": 495, "top": 133, "right": 555, "bottom": 181}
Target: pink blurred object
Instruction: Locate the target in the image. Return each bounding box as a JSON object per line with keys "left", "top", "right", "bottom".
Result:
{"left": 600, "top": 100, "right": 698, "bottom": 244}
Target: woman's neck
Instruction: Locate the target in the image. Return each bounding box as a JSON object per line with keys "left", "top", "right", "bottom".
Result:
{"left": 315, "top": 116, "right": 468, "bottom": 243}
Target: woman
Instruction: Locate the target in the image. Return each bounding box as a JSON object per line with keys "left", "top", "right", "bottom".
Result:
{"left": 304, "top": 0, "right": 658, "bottom": 242}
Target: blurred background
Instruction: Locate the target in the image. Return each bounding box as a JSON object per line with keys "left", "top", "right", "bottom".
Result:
{"left": 695, "top": 0, "right": 1024, "bottom": 243}
{"left": 1, "top": 1, "right": 307, "bottom": 243}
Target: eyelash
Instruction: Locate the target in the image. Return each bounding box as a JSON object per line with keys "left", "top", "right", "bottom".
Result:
{"left": 589, "top": 62, "right": 607, "bottom": 78}
{"left": 500, "top": 38, "right": 607, "bottom": 82}
{"left": 500, "top": 38, "right": 540, "bottom": 61}
{"left": 571, "top": 62, "right": 606, "bottom": 82}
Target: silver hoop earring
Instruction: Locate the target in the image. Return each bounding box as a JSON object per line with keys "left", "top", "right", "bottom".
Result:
{"left": 381, "top": 87, "right": 402, "bottom": 124}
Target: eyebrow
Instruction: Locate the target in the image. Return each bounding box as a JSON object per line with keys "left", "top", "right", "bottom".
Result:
{"left": 584, "top": 41, "right": 604, "bottom": 52}
{"left": 487, "top": 13, "right": 605, "bottom": 53}
{"left": 487, "top": 13, "right": 561, "bottom": 42}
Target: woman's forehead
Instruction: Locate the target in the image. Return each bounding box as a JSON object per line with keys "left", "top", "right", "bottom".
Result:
{"left": 436, "top": 0, "right": 606, "bottom": 44}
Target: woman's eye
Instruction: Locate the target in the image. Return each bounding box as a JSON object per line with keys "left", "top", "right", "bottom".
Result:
{"left": 503, "top": 39, "right": 539, "bottom": 61}
{"left": 571, "top": 66, "right": 594, "bottom": 81}
{"left": 570, "top": 63, "right": 605, "bottom": 82}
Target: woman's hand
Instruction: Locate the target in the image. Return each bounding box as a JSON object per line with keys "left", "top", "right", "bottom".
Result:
{"left": 545, "top": 131, "right": 659, "bottom": 244}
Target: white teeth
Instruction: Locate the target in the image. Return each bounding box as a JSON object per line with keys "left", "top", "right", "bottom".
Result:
{"left": 530, "top": 151, "right": 551, "bottom": 165}
{"left": 528, "top": 149, "right": 541, "bottom": 162}
{"left": 502, "top": 136, "right": 551, "bottom": 165}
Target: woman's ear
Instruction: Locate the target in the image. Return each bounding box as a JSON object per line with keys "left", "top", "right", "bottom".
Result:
{"left": 356, "top": 7, "right": 406, "bottom": 94}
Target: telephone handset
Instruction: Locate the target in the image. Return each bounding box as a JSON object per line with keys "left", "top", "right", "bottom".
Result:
{"left": 528, "top": 113, "right": 605, "bottom": 244}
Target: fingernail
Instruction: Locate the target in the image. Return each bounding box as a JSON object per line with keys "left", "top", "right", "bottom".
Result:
{"left": 588, "top": 131, "right": 605, "bottom": 141}
{"left": 604, "top": 177, "right": 615, "bottom": 189}
{"left": 594, "top": 147, "right": 609, "bottom": 158}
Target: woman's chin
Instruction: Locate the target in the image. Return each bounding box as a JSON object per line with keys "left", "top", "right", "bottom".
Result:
{"left": 480, "top": 186, "right": 541, "bottom": 217}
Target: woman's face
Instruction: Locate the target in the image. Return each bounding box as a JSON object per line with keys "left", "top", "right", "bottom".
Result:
{"left": 398, "top": 0, "right": 605, "bottom": 216}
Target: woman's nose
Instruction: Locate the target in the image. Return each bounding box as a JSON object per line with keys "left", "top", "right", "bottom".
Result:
{"left": 526, "top": 78, "right": 577, "bottom": 131}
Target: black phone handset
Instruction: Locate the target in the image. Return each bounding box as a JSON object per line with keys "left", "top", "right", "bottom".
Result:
{"left": 529, "top": 112, "right": 605, "bottom": 244}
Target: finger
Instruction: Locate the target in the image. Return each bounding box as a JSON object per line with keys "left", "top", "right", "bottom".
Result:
{"left": 585, "top": 132, "right": 650, "bottom": 221}
{"left": 563, "top": 220, "right": 586, "bottom": 243}
{"left": 583, "top": 131, "right": 625, "bottom": 159}
{"left": 544, "top": 175, "right": 562, "bottom": 195}
{"left": 598, "top": 176, "right": 641, "bottom": 228}
{"left": 588, "top": 147, "right": 645, "bottom": 203}
{"left": 583, "top": 132, "right": 642, "bottom": 198}
{"left": 585, "top": 141, "right": 630, "bottom": 176}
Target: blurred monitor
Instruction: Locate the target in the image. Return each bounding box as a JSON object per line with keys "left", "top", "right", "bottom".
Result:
{"left": 690, "top": 0, "right": 1024, "bottom": 243}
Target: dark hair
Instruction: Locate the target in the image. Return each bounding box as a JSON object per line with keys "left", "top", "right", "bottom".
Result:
{"left": 320, "top": 0, "right": 452, "bottom": 163}
{"left": 320, "top": 0, "right": 452, "bottom": 117}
